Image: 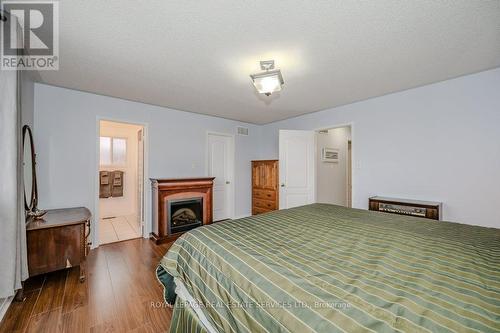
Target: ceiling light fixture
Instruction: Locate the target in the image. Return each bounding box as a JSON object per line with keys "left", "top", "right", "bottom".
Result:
{"left": 250, "top": 60, "right": 284, "bottom": 96}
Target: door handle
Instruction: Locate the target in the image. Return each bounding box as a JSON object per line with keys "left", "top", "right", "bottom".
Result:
{"left": 226, "top": 181, "right": 231, "bottom": 184}
{"left": 280, "top": 183, "right": 285, "bottom": 187}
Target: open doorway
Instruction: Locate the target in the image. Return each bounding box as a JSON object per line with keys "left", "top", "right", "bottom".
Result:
{"left": 315, "top": 126, "right": 352, "bottom": 207}
{"left": 98, "top": 120, "right": 144, "bottom": 244}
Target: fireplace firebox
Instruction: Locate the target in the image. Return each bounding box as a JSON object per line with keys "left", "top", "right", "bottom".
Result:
{"left": 167, "top": 198, "right": 203, "bottom": 234}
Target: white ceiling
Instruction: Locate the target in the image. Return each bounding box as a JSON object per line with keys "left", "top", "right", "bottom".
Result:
{"left": 36, "top": 1, "right": 500, "bottom": 124}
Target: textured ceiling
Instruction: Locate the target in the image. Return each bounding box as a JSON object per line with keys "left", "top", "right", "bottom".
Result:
{"left": 35, "top": 1, "right": 500, "bottom": 124}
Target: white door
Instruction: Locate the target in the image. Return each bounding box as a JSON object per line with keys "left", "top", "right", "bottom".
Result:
{"left": 207, "top": 133, "right": 234, "bottom": 221}
{"left": 279, "top": 130, "right": 316, "bottom": 209}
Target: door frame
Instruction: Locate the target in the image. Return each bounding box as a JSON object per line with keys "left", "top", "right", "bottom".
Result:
{"left": 347, "top": 140, "right": 352, "bottom": 207}
{"left": 137, "top": 128, "right": 145, "bottom": 233}
{"left": 94, "top": 117, "right": 149, "bottom": 248}
{"left": 314, "top": 122, "right": 355, "bottom": 208}
{"left": 206, "top": 131, "right": 235, "bottom": 220}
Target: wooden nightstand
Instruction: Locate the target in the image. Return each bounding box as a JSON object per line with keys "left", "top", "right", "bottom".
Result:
{"left": 26, "top": 207, "right": 92, "bottom": 282}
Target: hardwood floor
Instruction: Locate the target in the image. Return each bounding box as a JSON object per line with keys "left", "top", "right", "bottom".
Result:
{"left": 0, "top": 238, "right": 173, "bottom": 333}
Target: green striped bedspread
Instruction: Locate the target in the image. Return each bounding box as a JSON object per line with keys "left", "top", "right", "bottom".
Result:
{"left": 158, "top": 204, "right": 500, "bottom": 332}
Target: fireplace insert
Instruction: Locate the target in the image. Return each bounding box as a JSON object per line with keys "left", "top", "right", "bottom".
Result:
{"left": 167, "top": 198, "right": 203, "bottom": 234}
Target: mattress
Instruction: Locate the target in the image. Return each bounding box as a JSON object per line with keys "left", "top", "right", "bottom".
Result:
{"left": 158, "top": 203, "right": 500, "bottom": 332}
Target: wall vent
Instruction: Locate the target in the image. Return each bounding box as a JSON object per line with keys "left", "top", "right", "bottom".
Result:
{"left": 237, "top": 127, "right": 249, "bottom": 136}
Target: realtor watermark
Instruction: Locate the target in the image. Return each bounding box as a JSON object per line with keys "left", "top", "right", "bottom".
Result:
{"left": 150, "top": 300, "right": 352, "bottom": 310}
{"left": 1, "top": 0, "right": 59, "bottom": 70}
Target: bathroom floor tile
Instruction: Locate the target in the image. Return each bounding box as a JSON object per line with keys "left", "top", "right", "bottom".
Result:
{"left": 98, "top": 215, "right": 141, "bottom": 244}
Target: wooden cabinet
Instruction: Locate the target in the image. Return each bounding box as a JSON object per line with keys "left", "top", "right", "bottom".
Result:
{"left": 252, "top": 160, "right": 279, "bottom": 215}
{"left": 26, "top": 207, "right": 91, "bottom": 282}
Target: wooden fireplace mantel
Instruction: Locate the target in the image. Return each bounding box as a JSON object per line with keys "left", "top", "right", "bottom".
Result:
{"left": 150, "top": 177, "right": 215, "bottom": 244}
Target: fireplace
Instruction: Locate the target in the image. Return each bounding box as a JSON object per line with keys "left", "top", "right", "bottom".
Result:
{"left": 168, "top": 198, "right": 203, "bottom": 234}
{"left": 151, "top": 177, "right": 214, "bottom": 244}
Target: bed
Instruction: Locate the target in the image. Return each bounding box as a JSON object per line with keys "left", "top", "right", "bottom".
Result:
{"left": 157, "top": 204, "right": 500, "bottom": 332}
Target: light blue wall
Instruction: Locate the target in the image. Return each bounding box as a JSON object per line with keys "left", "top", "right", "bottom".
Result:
{"left": 34, "top": 84, "right": 262, "bottom": 244}
{"left": 259, "top": 68, "right": 500, "bottom": 228}
{"left": 34, "top": 68, "right": 500, "bottom": 231}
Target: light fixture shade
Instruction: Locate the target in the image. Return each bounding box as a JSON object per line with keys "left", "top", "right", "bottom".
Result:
{"left": 250, "top": 70, "right": 284, "bottom": 96}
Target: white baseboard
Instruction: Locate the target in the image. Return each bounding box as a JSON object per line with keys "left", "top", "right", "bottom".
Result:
{"left": 234, "top": 213, "right": 251, "bottom": 220}
{"left": 0, "top": 296, "right": 14, "bottom": 322}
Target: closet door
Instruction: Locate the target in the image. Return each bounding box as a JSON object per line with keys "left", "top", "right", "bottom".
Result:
{"left": 279, "top": 130, "right": 316, "bottom": 209}
{"left": 207, "top": 133, "right": 234, "bottom": 221}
